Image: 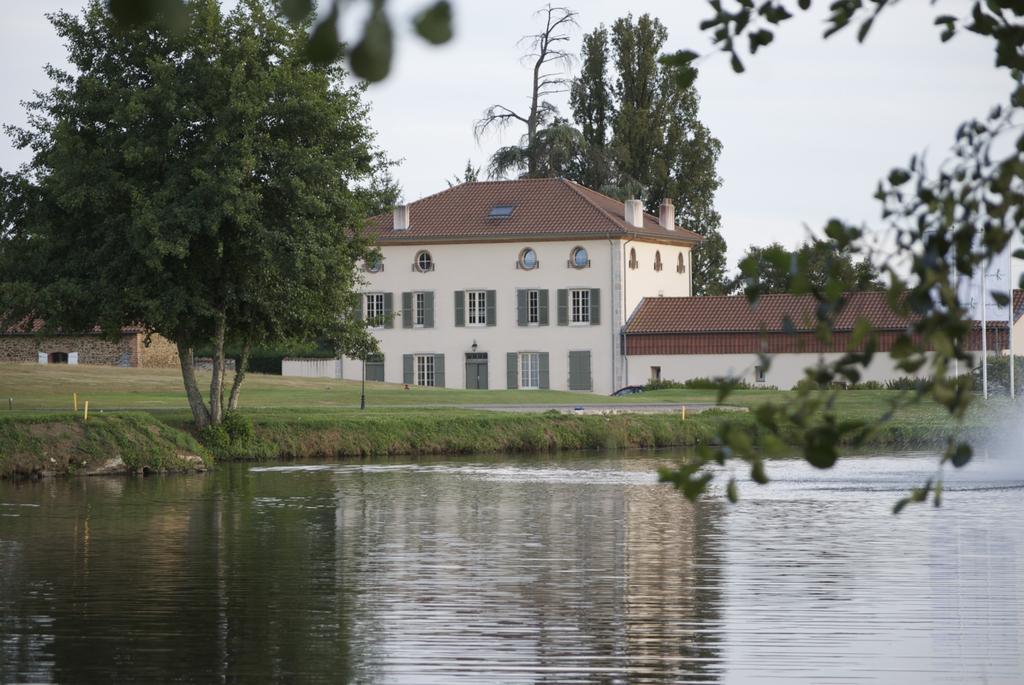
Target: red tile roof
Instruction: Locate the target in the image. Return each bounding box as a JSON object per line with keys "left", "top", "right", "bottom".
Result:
{"left": 2, "top": 317, "right": 144, "bottom": 336}
{"left": 626, "top": 290, "right": 1024, "bottom": 335}
{"left": 364, "top": 178, "right": 703, "bottom": 244}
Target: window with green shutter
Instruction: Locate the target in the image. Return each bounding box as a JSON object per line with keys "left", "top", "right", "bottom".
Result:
{"left": 568, "top": 350, "right": 592, "bottom": 391}
{"left": 556, "top": 289, "right": 568, "bottom": 326}
{"left": 506, "top": 352, "right": 518, "bottom": 389}
{"left": 454, "top": 291, "right": 465, "bottom": 327}
{"left": 401, "top": 292, "right": 413, "bottom": 329}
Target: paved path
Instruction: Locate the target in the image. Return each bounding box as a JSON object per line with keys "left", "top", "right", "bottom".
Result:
{"left": 457, "top": 402, "right": 745, "bottom": 415}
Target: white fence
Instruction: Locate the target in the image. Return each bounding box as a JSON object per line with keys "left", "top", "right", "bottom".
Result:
{"left": 282, "top": 358, "right": 342, "bottom": 379}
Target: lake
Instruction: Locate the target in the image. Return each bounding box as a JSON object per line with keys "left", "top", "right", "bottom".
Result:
{"left": 1, "top": 450, "right": 1022, "bottom": 683}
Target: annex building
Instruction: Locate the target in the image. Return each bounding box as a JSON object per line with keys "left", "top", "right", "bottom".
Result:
{"left": 328, "top": 178, "right": 701, "bottom": 394}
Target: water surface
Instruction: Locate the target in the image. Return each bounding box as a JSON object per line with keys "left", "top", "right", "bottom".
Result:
{"left": 1, "top": 450, "right": 1022, "bottom": 683}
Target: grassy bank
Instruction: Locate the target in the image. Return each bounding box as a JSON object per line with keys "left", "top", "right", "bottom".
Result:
{"left": 0, "top": 363, "right": 1005, "bottom": 478}
{"left": 0, "top": 413, "right": 209, "bottom": 479}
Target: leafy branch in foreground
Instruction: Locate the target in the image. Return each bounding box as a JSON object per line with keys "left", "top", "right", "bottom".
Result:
{"left": 660, "top": 1, "right": 1024, "bottom": 512}
{"left": 106, "top": 0, "right": 453, "bottom": 81}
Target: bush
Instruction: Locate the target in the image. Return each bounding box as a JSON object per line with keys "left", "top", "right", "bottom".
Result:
{"left": 199, "top": 412, "right": 272, "bottom": 460}
{"left": 969, "top": 355, "right": 1024, "bottom": 395}
{"left": 645, "top": 377, "right": 777, "bottom": 391}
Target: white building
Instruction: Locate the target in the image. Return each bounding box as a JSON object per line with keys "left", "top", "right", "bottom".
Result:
{"left": 333, "top": 178, "right": 701, "bottom": 394}
{"left": 623, "top": 290, "right": 1024, "bottom": 389}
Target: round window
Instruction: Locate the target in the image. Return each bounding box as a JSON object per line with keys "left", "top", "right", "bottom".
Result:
{"left": 415, "top": 250, "right": 433, "bottom": 272}
{"left": 570, "top": 246, "right": 589, "bottom": 269}
{"left": 366, "top": 256, "right": 383, "bottom": 273}
{"left": 519, "top": 247, "right": 538, "bottom": 270}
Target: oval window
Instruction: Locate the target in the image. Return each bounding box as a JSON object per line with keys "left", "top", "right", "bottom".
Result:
{"left": 570, "top": 246, "right": 589, "bottom": 269}
{"left": 415, "top": 250, "right": 433, "bottom": 272}
{"left": 366, "top": 255, "right": 383, "bottom": 273}
{"left": 519, "top": 247, "right": 538, "bottom": 270}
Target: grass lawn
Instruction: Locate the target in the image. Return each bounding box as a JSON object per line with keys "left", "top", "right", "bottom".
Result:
{"left": 0, "top": 361, "right": 1000, "bottom": 431}
{"left": 2, "top": 363, "right": 1008, "bottom": 478}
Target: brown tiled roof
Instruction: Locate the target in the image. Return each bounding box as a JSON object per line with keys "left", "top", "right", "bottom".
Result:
{"left": 625, "top": 292, "right": 911, "bottom": 335}
{"left": 626, "top": 290, "right": 1024, "bottom": 336}
{"left": 364, "top": 178, "right": 703, "bottom": 244}
{"left": 2, "top": 317, "right": 144, "bottom": 336}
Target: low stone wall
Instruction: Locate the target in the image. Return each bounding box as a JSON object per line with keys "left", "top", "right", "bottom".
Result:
{"left": 137, "top": 334, "right": 179, "bottom": 368}
{"left": 0, "top": 334, "right": 136, "bottom": 366}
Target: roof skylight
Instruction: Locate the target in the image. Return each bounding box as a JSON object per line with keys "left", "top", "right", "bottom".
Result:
{"left": 488, "top": 205, "right": 514, "bottom": 219}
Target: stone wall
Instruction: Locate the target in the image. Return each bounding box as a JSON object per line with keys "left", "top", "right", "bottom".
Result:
{"left": 0, "top": 334, "right": 137, "bottom": 366}
{"left": 137, "top": 334, "right": 180, "bottom": 368}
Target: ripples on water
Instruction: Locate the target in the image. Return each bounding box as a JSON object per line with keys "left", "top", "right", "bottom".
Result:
{"left": 1, "top": 451, "right": 1022, "bottom": 684}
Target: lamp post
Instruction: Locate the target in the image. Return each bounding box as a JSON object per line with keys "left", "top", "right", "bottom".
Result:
{"left": 360, "top": 357, "right": 366, "bottom": 410}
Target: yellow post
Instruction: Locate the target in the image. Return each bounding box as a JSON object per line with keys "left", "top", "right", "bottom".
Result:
{"left": 73, "top": 392, "right": 78, "bottom": 412}
{"left": 83, "top": 401, "right": 89, "bottom": 422}
{"left": 680, "top": 404, "right": 687, "bottom": 421}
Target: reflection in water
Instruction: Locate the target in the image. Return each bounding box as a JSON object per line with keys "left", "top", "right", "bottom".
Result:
{"left": 0, "top": 451, "right": 1022, "bottom": 683}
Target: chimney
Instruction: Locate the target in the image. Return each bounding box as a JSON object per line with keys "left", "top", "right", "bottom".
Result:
{"left": 624, "top": 199, "right": 644, "bottom": 228}
{"left": 393, "top": 204, "right": 410, "bottom": 231}
{"left": 659, "top": 200, "right": 675, "bottom": 230}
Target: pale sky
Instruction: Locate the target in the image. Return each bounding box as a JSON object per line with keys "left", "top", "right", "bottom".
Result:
{"left": 0, "top": 1, "right": 1015, "bottom": 273}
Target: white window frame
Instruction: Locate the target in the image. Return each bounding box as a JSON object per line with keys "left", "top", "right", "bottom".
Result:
{"left": 416, "top": 354, "right": 435, "bottom": 387}
{"left": 467, "top": 290, "right": 487, "bottom": 326}
{"left": 366, "top": 293, "right": 385, "bottom": 328}
{"left": 414, "top": 292, "right": 426, "bottom": 328}
{"left": 527, "top": 289, "right": 540, "bottom": 325}
{"left": 519, "top": 352, "right": 540, "bottom": 390}
{"left": 570, "top": 288, "right": 591, "bottom": 325}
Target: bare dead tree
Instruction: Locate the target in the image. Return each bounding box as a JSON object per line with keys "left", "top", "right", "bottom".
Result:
{"left": 474, "top": 5, "right": 578, "bottom": 178}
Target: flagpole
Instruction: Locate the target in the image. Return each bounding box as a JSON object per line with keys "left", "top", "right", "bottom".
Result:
{"left": 1010, "top": 258, "right": 1015, "bottom": 400}
{"left": 981, "top": 260, "right": 988, "bottom": 399}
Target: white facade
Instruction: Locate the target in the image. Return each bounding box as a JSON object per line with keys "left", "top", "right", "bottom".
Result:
{"left": 340, "top": 238, "right": 693, "bottom": 394}
{"left": 627, "top": 352, "right": 930, "bottom": 390}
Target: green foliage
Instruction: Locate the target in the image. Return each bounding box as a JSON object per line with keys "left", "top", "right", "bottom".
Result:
{"left": 654, "top": 0, "right": 1024, "bottom": 514}
{"left": 199, "top": 411, "right": 272, "bottom": 460}
{"left": 970, "top": 355, "right": 1024, "bottom": 395}
{"left": 645, "top": 377, "right": 777, "bottom": 391}
{"left": 105, "top": 0, "right": 453, "bottom": 81}
{"left": 0, "top": 0, "right": 393, "bottom": 426}
{"left": 576, "top": 14, "right": 730, "bottom": 294}
{"left": 735, "top": 241, "right": 885, "bottom": 295}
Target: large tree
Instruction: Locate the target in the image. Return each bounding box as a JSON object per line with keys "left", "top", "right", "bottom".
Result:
{"left": 474, "top": 5, "right": 579, "bottom": 179}
{"left": 736, "top": 242, "right": 885, "bottom": 295}
{"left": 570, "top": 14, "right": 730, "bottom": 294}
{"left": 0, "top": 0, "right": 389, "bottom": 428}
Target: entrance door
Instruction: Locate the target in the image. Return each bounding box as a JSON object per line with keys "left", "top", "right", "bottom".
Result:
{"left": 465, "top": 353, "right": 488, "bottom": 389}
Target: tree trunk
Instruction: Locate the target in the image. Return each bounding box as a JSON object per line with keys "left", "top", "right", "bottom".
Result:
{"left": 227, "top": 341, "right": 251, "bottom": 412}
{"left": 209, "top": 312, "right": 227, "bottom": 425}
{"left": 177, "top": 342, "right": 211, "bottom": 429}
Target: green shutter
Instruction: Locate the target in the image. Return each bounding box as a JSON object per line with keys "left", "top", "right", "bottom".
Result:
{"left": 454, "top": 291, "right": 465, "bottom": 327}
{"left": 383, "top": 292, "right": 394, "bottom": 329}
{"left": 434, "top": 354, "right": 445, "bottom": 388}
{"left": 539, "top": 352, "right": 550, "bottom": 389}
{"left": 506, "top": 352, "right": 518, "bottom": 389}
{"left": 539, "top": 289, "right": 549, "bottom": 326}
{"left": 517, "top": 289, "right": 528, "bottom": 326}
{"left": 486, "top": 290, "right": 497, "bottom": 326}
{"left": 354, "top": 295, "right": 364, "bottom": 322}
{"left": 568, "top": 350, "right": 592, "bottom": 391}
{"left": 403, "top": 354, "right": 414, "bottom": 384}
{"left": 401, "top": 292, "right": 413, "bottom": 329}
{"left": 557, "top": 289, "right": 568, "bottom": 326}
{"left": 589, "top": 288, "right": 601, "bottom": 325}
{"left": 423, "top": 291, "right": 434, "bottom": 328}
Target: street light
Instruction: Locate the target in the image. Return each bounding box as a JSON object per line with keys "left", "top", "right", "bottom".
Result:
{"left": 471, "top": 340, "right": 478, "bottom": 353}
